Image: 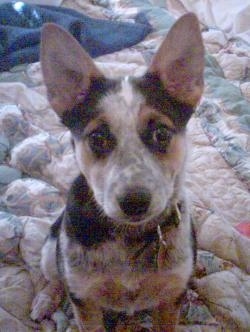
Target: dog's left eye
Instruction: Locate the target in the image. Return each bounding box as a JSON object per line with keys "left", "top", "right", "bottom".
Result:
{"left": 141, "top": 120, "right": 173, "bottom": 153}
{"left": 88, "top": 124, "right": 116, "bottom": 157}
{"left": 153, "top": 125, "right": 170, "bottom": 144}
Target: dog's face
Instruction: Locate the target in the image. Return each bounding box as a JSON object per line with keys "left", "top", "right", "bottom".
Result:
{"left": 70, "top": 75, "right": 187, "bottom": 224}
{"left": 40, "top": 14, "right": 204, "bottom": 225}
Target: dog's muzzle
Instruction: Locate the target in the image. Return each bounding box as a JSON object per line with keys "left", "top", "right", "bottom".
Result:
{"left": 117, "top": 187, "right": 151, "bottom": 220}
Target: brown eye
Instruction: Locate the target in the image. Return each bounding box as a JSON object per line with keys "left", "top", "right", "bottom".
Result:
{"left": 152, "top": 125, "right": 171, "bottom": 145}
{"left": 88, "top": 124, "right": 116, "bottom": 157}
{"left": 141, "top": 120, "right": 173, "bottom": 153}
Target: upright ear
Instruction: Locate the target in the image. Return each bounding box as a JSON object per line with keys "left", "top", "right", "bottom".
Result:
{"left": 40, "top": 23, "right": 103, "bottom": 116}
{"left": 149, "top": 13, "right": 204, "bottom": 107}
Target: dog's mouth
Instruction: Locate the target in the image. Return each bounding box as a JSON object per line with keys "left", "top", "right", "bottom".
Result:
{"left": 113, "top": 203, "right": 173, "bottom": 229}
{"left": 110, "top": 208, "right": 164, "bottom": 227}
{"left": 110, "top": 202, "right": 183, "bottom": 244}
{"left": 126, "top": 212, "right": 164, "bottom": 226}
{"left": 101, "top": 186, "right": 178, "bottom": 229}
{"left": 111, "top": 187, "right": 173, "bottom": 227}
{"left": 115, "top": 200, "right": 182, "bottom": 230}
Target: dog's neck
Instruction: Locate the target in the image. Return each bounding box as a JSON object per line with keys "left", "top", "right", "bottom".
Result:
{"left": 64, "top": 174, "right": 185, "bottom": 248}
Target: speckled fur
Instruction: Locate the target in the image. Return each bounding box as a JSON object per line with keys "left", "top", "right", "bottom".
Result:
{"left": 31, "top": 13, "right": 204, "bottom": 332}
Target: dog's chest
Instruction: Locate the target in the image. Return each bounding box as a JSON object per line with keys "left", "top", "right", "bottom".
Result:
{"left": 63, "top": 235, "right": 160, "bottom": 276}
{"left": 60, "top": 234, "right": 183, "bottom": 312}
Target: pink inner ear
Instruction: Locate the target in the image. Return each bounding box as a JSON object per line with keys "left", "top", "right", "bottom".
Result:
{"left": 149, "top": 14, "right": 204, "bottom": 108}
{"left": 41, "top": 23, "right": 104, "bottom": 116}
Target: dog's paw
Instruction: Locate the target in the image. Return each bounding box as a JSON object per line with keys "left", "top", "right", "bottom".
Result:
{"left": 31, "top": 292, "right": 56, "bottom": 322}
{"left": 31, "top": 280, "right": 64, "bottom": 322}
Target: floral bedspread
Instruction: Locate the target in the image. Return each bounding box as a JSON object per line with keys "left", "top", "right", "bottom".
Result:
{"left": 0, "top": 0, "right": 249, "bottom": 331}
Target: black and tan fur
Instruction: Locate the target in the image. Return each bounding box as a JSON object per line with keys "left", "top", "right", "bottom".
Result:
{"left": 31, "top": 13, "right": 204, "bottom": 331}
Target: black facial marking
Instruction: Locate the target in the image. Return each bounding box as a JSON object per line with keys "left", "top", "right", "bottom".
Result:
{"left": 61, "top": 77, "right": 118, "bottom": 136}
{"left": 87, "top": 123, "right": 117, "bottom": 158}
{"left": 64, "top": 175, "right": 115, "bottom": 247}
{"left": 135, "top": 73, "right": 194, "bottom": 130}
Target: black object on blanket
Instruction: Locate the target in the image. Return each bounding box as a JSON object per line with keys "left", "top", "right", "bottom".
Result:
{"left": 0, "top": 2, "right": 152, "bottom": 72}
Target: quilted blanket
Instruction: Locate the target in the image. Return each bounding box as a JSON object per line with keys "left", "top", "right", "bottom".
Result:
{"left": 0, "top": 0, "right": 249, "bottom": 331}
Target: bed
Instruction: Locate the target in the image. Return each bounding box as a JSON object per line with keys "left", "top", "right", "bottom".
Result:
{"left": 0, "top": 0, "right": 249, "bottom": 331}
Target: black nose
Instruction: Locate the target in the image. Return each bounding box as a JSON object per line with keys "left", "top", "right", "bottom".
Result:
{"left": 118, "top": 188, "right": 151, "bottom": 218}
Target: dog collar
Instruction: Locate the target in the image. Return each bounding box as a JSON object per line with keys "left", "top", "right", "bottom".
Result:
{"left": 129, "top": 201, "right": 183, "bottom": 264}
{"left": 157, "top": 201, "right": 182, "bottom": 247}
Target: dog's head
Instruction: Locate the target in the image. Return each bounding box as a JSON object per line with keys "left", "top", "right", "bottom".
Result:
{"left": 40, "top": 14, "right": 204, "bottom": 225}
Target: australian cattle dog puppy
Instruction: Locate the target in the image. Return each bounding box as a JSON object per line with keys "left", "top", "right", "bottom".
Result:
{"left": 31, "top": 13, "right": 204, "bottom": 331}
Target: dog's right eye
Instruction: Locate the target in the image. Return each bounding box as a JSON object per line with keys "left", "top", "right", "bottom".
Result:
{"left": 88, "top": 124, "right": 116, "bottom": 157}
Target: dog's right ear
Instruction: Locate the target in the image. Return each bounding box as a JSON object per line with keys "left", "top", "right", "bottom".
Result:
{"left": 40, "top": 23, "right": 103, "bottom": 116}
{"left": 149, "top": 13, "right": 204, "bottom": 108}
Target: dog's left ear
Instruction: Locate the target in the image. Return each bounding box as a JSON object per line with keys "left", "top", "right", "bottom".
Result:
{"left": 40, "top": 23, "right": 103, "bottom": 116}
{"left": 149, "top": 13, "right": 204, "bottom": 108}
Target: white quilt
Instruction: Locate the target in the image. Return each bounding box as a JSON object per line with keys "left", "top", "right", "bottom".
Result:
{"left": 0, "top": 0, "right": 249, "bottom": 331}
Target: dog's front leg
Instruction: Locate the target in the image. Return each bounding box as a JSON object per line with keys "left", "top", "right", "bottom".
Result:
{"left": 31, "top": 230, "right": 65, "bottom": 321}
{"left": 70, "top": 299, "right": 105, "bottom": 332}
{"left": 31, "top": 279, "right": 64, "bottom": 321}
{"left": 151, "top": 300, "right": 180, "bottom": 332}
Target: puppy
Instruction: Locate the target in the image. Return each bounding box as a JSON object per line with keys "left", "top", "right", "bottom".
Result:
{"left": 31, "top": 13, "right": 204, "bottom": 332}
